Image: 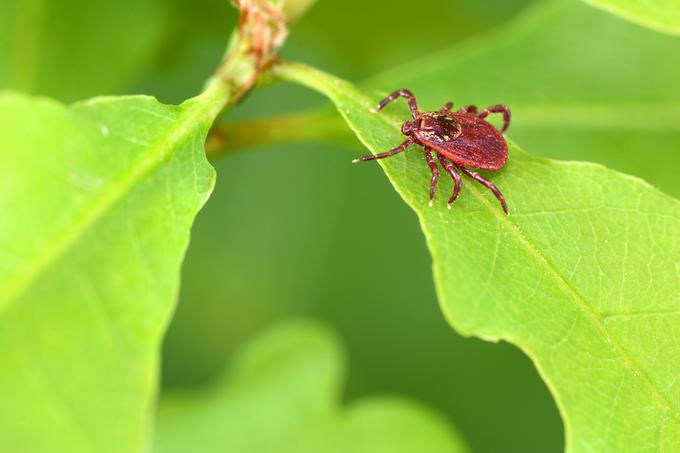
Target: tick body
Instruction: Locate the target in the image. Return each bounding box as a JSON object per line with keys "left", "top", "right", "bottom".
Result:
{"left": 354, "top": 89, "right": 510, "bottom": 214}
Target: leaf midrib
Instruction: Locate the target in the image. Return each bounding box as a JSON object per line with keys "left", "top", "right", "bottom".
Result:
{"left": 0, "top": 95, "right": 214, "bottom": 313}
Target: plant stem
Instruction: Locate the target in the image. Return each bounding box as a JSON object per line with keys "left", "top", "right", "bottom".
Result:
{"left": 196, "top": 0, "right": 322, "bottom": 155}
{"left": 205, "top": 109, "right": 354, "bottom": 158}
{"left": 196, "top": 0, "right": 306, "bottom": 124}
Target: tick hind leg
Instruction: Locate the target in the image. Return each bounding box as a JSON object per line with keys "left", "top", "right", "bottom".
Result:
{"left": 459, "top": 105, "right": 478, "bottom": 114}
{"left": 436, "top": 154, "right": 462, "bottom": 209}
{"left": 352, "top": 139, "right": 414, "bottom": 163}
{"left": 477, "top": 104, "right": 511, "bottom": 132}
{"left": 424, "top": 148, "right": 439, "bottom": 207}
{"left": 457, "top": 165, "right": 509, "bottom": 215}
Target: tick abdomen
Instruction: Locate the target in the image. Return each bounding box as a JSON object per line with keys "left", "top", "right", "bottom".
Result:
{"left": 416, "top": 112, "right": 507, "bottom": 171}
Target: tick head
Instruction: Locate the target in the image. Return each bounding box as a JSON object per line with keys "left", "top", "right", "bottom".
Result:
{"left": 401, "top": 119, "right": 418, "bottom": 136}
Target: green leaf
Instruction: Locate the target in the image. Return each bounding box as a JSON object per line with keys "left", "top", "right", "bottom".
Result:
{"left": 367, "top": 0, "right": 680, "bottom": 197}
{"left": 154, "top": 320, "right": 469, "bottom": 453}
{"left": 276, "top": 61, "right": 680, "bottom": 451}
{"left": 0, "top": 84, "right": 227, "bottom": 452}
{"left": 0, "top": 0, "right": 166, "bottom": 101}
{"left": 579, "top": 0, "right": 680, "bottom": 35}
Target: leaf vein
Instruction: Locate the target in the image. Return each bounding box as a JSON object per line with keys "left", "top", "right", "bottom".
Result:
{"left": 0, "top": 98, "right": 212, "bottom": 313}
{"left": 465, "top": 179, "right": 680, "bottom": 424}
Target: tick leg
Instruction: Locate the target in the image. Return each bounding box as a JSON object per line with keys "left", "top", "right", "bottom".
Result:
{"left": 477, "top": 104, "right": 511, "bottom": 132}
{"left": 439, "top": 102, "right": 454, "bottom": 112}
{"left": 352, "top": 139, "right": 414, "bottom": 163}
{"left": 424, "top": 148, "right": 440, "bottom": 207}
{"left": 436, "top": 154, "right": 462, "bottom": 209}
{"left": 458, "top": 104, "right": 478, "bottom": 114}
{"left": 376, "top": 89, "right": 420, "bottom": 119}
{"left": 457, "top": 165, "right": 509, "bottom": 215}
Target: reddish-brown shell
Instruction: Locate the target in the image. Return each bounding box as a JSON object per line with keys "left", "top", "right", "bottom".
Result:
{"left": 413, "top": 111, "right": 508, "bottom": 171}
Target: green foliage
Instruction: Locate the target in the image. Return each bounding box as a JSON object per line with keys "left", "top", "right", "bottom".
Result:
{"left": 283, "top": 0, "right": 534, "bottom": 80}
{"left": 0, "top": 0, "right": 166, "bottom": 101}
{"left": 1, "top": 0, "right": 679, "bottom": 452}
{"left": 579, "top": 0, "right": 680, "bottom": 35}
{"left": 277, "top": 61, "right": 680, "bottom": 451}
{"left": 0, "top": 89, "right": 220, "bottom": 452}
{"left": 154, "top": 321, "right": 469, "bottom": 453}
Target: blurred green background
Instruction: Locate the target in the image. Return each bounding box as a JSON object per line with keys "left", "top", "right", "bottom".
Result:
{"left": 9, "top": 0, "right": 680, "bottom": 451}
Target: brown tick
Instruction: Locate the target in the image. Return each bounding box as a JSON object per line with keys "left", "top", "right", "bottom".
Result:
{"left": 353, "top": 89, "right": 510, "bottom": 214}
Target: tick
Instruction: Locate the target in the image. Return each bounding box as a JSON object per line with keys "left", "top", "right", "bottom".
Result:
{"left": 353, "top": 89, "right": 510, "bottom": 214}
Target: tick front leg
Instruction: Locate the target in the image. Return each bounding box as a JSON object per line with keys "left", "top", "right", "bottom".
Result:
{"left": 477, "top": 104, "right": 511, "bottom": 132}
{"left": 436, "top": 154, "right": 462, "bottom": 209}
{"left": 424, "top": 148, "right": 439, "bottom": 207}
{"left": 457, "top": 166, "right": 509, "bottom": 214}
{"left": 352, "top": 139, "right": 414, "bottom": 163}
{"left": 376, "top": 89, "right": 420, "bottom": 119}
{"left": 439, "top": 102, "right": 454, "bottom": 112}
